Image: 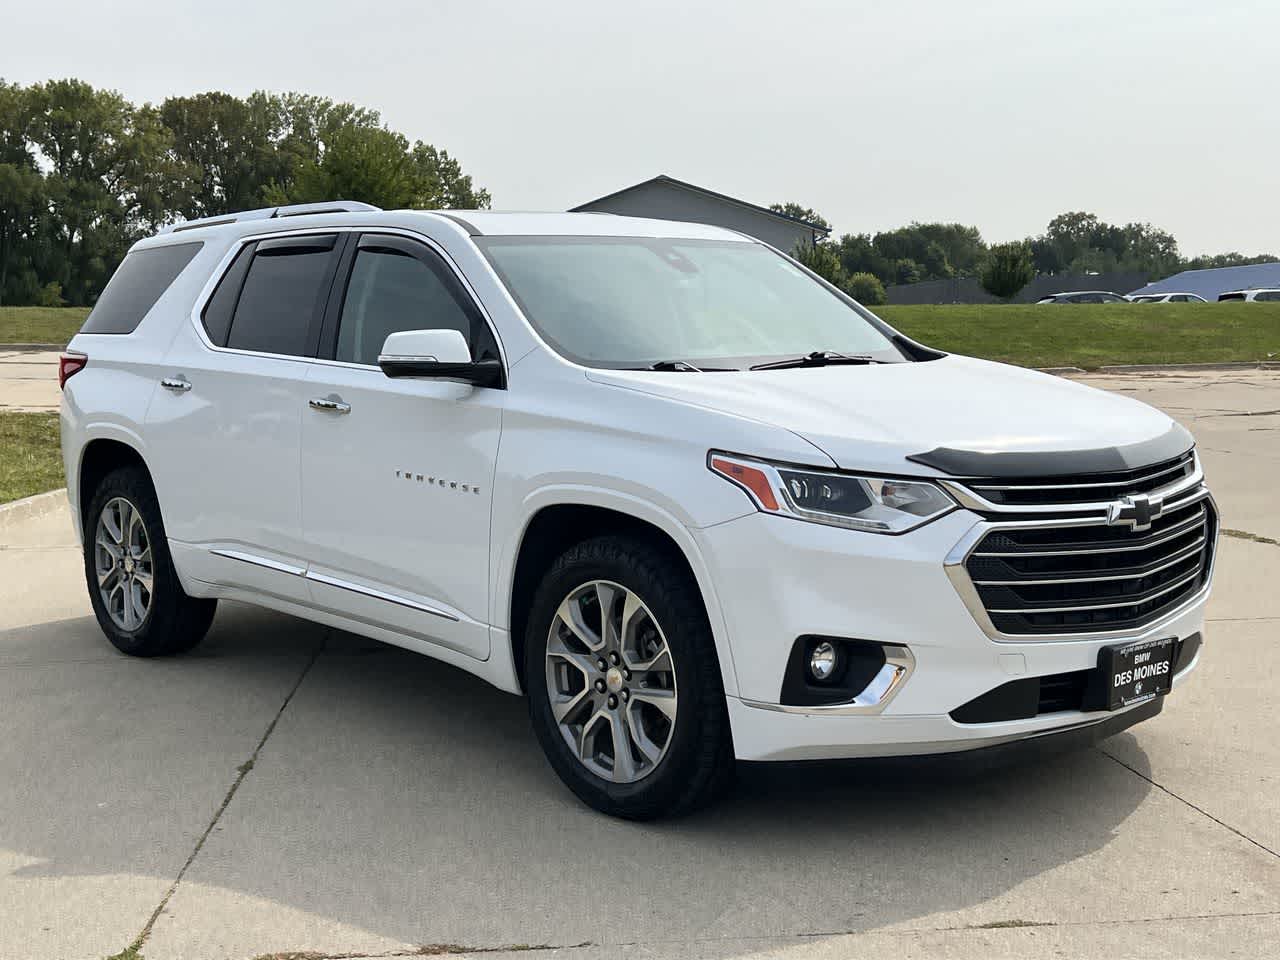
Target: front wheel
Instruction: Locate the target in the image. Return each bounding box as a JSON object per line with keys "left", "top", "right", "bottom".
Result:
{"left": 525, "top": 535, "right": 733, "bottom": 819}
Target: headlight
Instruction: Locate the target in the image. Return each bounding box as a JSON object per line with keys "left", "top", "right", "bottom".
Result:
{"left": 709, "top": 452, "right": 955, "bottom": 534}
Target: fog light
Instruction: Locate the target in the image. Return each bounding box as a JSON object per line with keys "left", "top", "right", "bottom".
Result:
{"left": 809, "top": 641, "right": 838, "bottom": 681}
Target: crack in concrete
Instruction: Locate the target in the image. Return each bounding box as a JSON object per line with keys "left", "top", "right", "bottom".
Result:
{"left": 1100, "top": 750, "right": 1280, "bottom": 860}
{"left": 240, "top": 912, "right": 1280, "bottom": 960}
{"left": 105, "top": 636, "right": 327, "bottom": 960}
{"left": 247, "top": 943, "right": 590, "bottom": 960}
{"left": 1222, "top": 528, "right": 1280, "bottom": 547}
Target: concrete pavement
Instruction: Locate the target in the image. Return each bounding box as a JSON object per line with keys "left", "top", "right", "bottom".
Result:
{"left": 1, "top": 369, "right": 1277, "bottom": 960}
{"left": 0, "top": 349, "right": 60, "bottom": 412}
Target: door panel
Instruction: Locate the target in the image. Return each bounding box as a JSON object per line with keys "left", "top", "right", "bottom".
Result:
{"left": 146, "top": 233, "right": 342, "bottom": 601}
{"left": 147, "top": 341, "right": 312, "bottom": 602}
{"left": 299, "top": 363, "right": 502, "bottom": 657}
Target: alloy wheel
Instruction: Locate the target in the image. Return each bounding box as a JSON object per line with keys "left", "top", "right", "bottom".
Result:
{"left": 95, "top": 497, "right": 154, "bottom": 631}
{"left": 545, "top": 579, "right": 678, "bottom": 783}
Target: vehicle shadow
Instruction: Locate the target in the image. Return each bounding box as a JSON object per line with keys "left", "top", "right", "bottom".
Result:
{"left": 2, "top": 602, "right": 1157, "bottom": 955}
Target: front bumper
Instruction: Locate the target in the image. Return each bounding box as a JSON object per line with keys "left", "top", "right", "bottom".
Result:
{"left": 694, "top": 509, "right": 1210, "bottom": 762}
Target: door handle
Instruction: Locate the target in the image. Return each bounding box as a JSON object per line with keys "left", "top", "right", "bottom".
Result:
{"left": 161, "top": 377, "right": 191, "bottom": 392}
{"left": 309, "top": 396, "right": 351, "bottom": 415}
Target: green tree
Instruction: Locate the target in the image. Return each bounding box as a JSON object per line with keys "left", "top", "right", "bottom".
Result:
{"left": 0, "top": 80, "right": 44, "bottom": 305}
{"left": 843, "top": 271, "right": 885, "bottom": 305}
{"left": 268, "top": 124, "right": 420, "bottom": 209}
{"left": 770, "top": 201, "right": 831, "bottom": 233}
{"left": 834, "top": 232, "right": 892, "bottom": 286}
{"left": 409, "top": 142, "right": 491, "bottom": 209}
{"left": 981, "top": 241, "right": 1034, "bottom": 300}
{"left": 27, "top": 79, "right": 154, "bottom": 304}
{"left": 791, "top": 239, "right": 845, "bottom": 286}
{"left": 159, "top": 91, "right": 289, "bottom": 218}
{"left": 1184, "top": 251, "right": 1277, "bottom": 270}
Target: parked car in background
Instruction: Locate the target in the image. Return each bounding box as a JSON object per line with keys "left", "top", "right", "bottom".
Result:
{"left": 1035, "top": 291, "right": 1130, "bottom": 304}
{"left": 1130, "top": 293, "right": 1207, "bottom": 304}
{"left": 59, "top": 203, "right": 1217, "bottom": 819}
{"left": 1218, "top": 289, "right": 1280, "bottom": 302}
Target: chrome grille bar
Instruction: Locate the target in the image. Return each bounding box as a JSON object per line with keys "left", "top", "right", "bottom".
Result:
{"left": 971, "top": 538, "right": 1206, "bottom": 586}
{"left": 985, "top": 569, "right": 1202, "bottom": 615}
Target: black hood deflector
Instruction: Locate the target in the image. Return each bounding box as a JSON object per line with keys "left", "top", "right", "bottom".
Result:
{"left": 907, "top": 422, "right": 1195, "bottom": 478}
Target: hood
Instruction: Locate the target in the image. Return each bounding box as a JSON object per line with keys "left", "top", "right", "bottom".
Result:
{"left": 586, "top": 355, "right": 1189, "bottom": 477}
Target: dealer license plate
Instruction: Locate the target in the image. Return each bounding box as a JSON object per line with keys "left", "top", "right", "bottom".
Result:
{"left": 1101, "top": 637, "right": 1175, "bottom": 710}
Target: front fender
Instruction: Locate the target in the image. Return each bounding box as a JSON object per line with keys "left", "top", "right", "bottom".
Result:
{"left": 491, "top": 483, "right": 743, "bottom": 699}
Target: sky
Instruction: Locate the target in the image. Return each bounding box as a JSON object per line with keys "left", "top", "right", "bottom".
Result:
{"left": 4, "top": 0, "right": 1277, "bottom": 255}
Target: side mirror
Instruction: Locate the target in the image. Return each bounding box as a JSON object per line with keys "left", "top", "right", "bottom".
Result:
{"left": 377, "top": 329, "right": 504, "bottom": 388}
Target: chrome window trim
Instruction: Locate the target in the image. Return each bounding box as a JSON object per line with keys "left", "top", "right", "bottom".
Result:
{"left": 185, "top": 224, "right": 510, "bottom": 374}
{"left": 938, "top": 454, "right": 1203, "bottom": 515}
{"left": 739, "top": 645, "right": 914, "bottom": 715}
{"left": 943, "top": 487, "right": 1218, "bottom": 643}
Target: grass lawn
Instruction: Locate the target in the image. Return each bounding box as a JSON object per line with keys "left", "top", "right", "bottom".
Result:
{"left": 0, "top": 411, "right": 64, "bottom": 504}
{"left": 1, "top": 303, "right": 1278, "bottom": 369}
{"left": 878, "top": 302, "right": 1280, "bottom": 369}
{"left": 0, "top": 306, "right": 89, "bottom": 346}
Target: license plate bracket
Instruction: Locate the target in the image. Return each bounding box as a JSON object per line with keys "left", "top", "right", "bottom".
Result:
{"left": 1099, "top": 636, "right": 1175, "bottom": 710}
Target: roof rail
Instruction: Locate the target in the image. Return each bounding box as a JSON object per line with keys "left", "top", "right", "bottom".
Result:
{"left": 162, "top": 200, "right": 381, "bottom": 234}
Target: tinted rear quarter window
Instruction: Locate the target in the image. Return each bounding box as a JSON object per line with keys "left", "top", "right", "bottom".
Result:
{"left": 1219, "top": 293, "right": 1245, "bottom": 301}
{"left": 80, "top": 242, "right": 203, "bottom": 334}
{"left": 201, "top": 245, "right": 253, "bottom": 346}
{"left": 224, "top": 235, "right": 339, "bottom": 357}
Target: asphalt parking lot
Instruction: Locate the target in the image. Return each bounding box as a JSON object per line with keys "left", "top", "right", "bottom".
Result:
{"left": 1, "top": 369, "right": 1277, "bottom": 960}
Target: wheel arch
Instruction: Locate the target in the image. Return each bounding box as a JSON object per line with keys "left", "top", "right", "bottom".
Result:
{"left": 76, "top": 433, "right": 152, "bottom": 538}
{"left": 499, "top": 488, "right": 739, "bottom": 698}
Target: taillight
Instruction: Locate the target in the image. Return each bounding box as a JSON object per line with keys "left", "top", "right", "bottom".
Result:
{"left": 58, "top": 353, "right": 87, "bottom": 389}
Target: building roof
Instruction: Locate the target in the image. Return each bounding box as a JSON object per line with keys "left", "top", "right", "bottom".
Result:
{"left": 570, "top": 174, "right": 831, "bottom": 236}
{"left": 1128, "top": 261, "right": 1280, "bottom": 300}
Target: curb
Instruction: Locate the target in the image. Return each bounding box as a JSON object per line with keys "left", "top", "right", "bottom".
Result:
{"left": 0, "top": 487, "right": 69, "bottom": 534}
{"left": 0, "top": 343, "right": 64, "bottom": 352}
{"left": 1038, "top": 366, "right": 1086, "bottom": 375}
{"left": 1095, "top": 361, "right": 1280, "bottom": 373}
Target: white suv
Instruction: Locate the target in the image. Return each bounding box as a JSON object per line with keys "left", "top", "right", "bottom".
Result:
{"left": 59, "top": 202, "right": 1217, "bottom": 818}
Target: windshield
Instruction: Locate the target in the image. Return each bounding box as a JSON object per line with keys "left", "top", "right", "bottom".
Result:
{"left": 476, "top": 236, "right": 903, "bottom": 368}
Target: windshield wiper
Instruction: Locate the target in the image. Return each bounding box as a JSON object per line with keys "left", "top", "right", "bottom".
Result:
{"left": 635, "top": 360, "right": 739, "bottom": 372}
{"left": 749, "top": 351, "right": 879, "bottom": 371}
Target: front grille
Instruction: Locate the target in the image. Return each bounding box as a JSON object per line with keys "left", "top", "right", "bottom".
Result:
{"left": 963, "top": 493, "right": 1216, "bottom": 635}
{"left": 960, "top": 451, "right": 1194, "bottom": 506}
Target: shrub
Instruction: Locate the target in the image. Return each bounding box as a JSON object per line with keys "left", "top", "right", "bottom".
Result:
{"left": 981, "top": 242, "right": 1034, "bottom": 300}
{"left": 844, "top": 272, "right": 886, "bottom": 305}
{"left": 791, "top": 240, "right": 845, "bottom": 287}
{"left": 36, "top": 282, "right": 64, "bottom": 308}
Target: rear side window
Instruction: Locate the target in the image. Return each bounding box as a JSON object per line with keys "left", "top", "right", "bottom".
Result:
{"left": 1219, "top": 293, "right": 1245, "bottom": 301}
{"left": 1255, "top": 291, "right": 1280, "bottom": 302}
{"left": 224, "top": 235, "right": 339, "bottom": 357}
{"left": 80, "top": 242, "right": 203, "bottom": 334}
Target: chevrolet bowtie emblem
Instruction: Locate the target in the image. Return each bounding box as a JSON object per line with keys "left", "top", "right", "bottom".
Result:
{"left": 1107, "top": 494, "right": 1164, "bottom": 532}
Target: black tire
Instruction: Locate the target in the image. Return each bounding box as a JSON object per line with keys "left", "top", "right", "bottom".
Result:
{"left": 83, "top": 465, "right": 217, "bottom": 657}
{"left": 525, "top": 535, "right": 734, "bottom": 819}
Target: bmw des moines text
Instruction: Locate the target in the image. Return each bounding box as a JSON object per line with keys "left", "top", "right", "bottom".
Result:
{"left": 59, "top": 202, "right": 1216, "bottom": 818}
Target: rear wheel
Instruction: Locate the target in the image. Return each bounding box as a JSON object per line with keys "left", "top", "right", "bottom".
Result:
{"left": 83, "top": 465, "right": 216, "bottom": 656}
{"left": 525, "top": 535, "right": 733, "bottom": 819}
